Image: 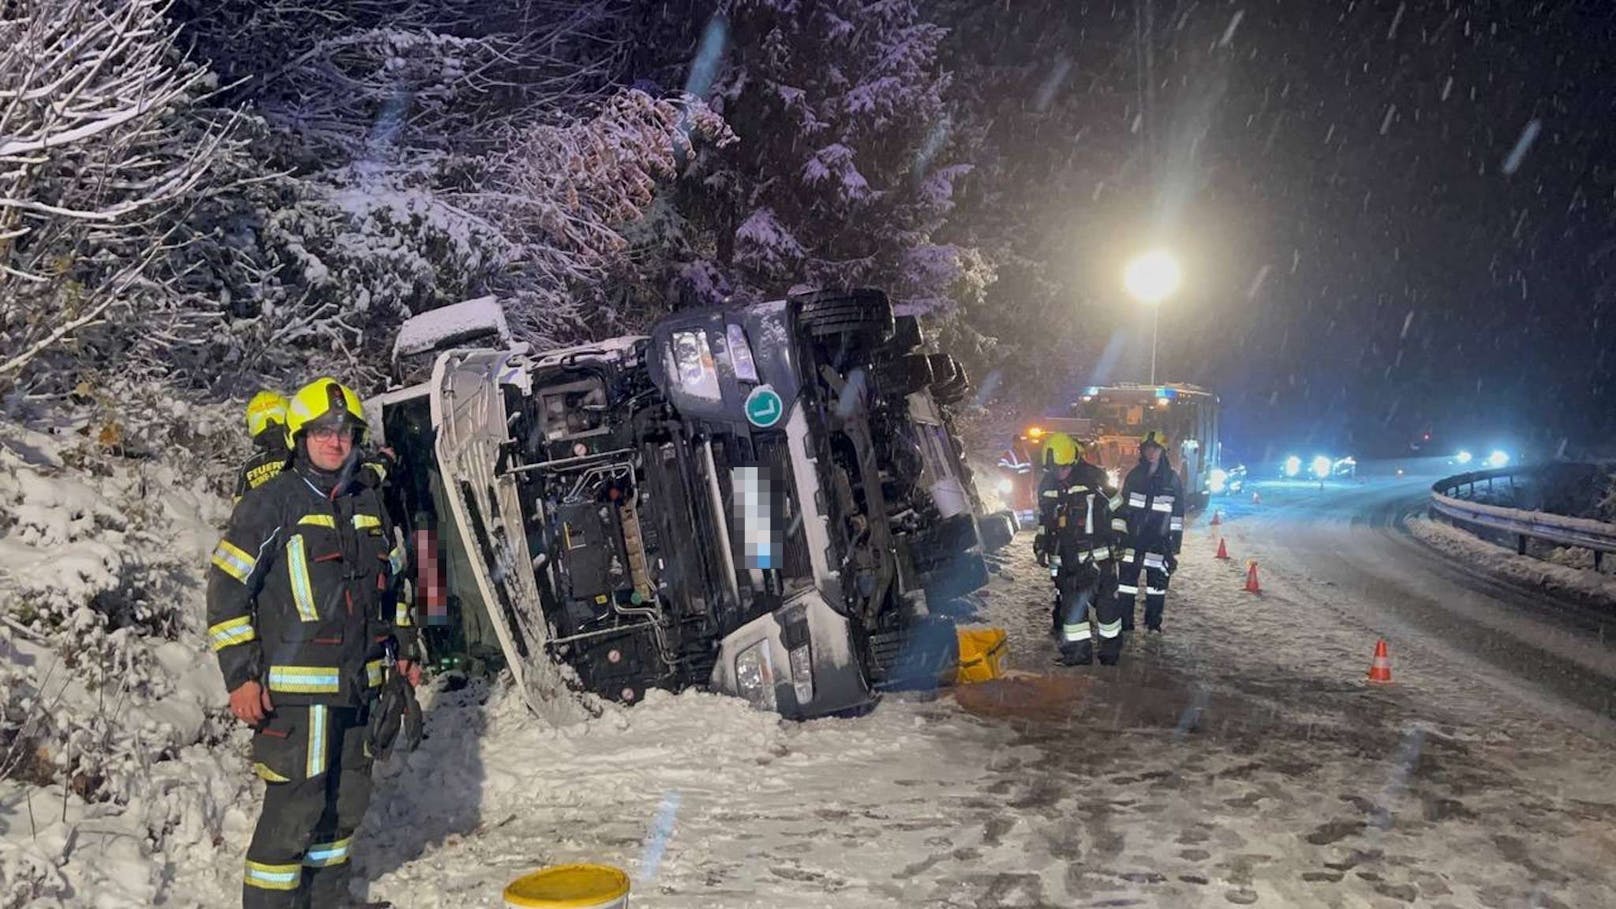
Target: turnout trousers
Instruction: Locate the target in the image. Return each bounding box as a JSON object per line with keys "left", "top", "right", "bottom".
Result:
{"left": 243, "top": 705, "right": 373, "bottom": 909}
{"left": 1117, "top": 547, "right": 1172, "bottom": 632}
{"left": 1054, "top": 556, "right": 1123, "bottom": 665}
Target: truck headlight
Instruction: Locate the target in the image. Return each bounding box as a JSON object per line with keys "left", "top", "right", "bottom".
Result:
{"left": 726, "top": 323, "right": 760, "bottom": 383}
{"left": 1209, "top": 468, "right": 1228, "bottom": 493}
{"left": 671, "top": 330, "right": 722, "bottom": 401}
{"left": 995, "top": 477, "right": 1013, "bottom": 494}
{"left": 788, "top": 643, "right": 813, "bottom": 705}
{"left": 734, "top": 641, "right": 777, "bottom": 711}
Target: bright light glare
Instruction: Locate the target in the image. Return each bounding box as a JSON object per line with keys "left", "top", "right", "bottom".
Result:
{"left": 1311, "top": 455, "right": 1332, "bottom": 479}
{"left": 1486, "top": 450, "right": 1510, "bottom": 468}
{"left": 1123, "top": 250, "right": 1182, "bottom": 304}
{"left": 995, "top": 477, "right": 1014, "bottom": 495}
{"left": 1209, "top": 468, "right": 1228, "bottom": 494}
{"left": 1106, "top": 467, "right": 1121, "bottom": 488}
{"left": 1455, "top": 450, "right": 1473, "bottom": 465}
{"left": 1283, "top": 455, "right": 1302, "bottom": 478}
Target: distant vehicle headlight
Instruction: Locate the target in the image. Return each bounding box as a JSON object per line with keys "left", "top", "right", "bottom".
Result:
{"left": 1283, "top": 455, "right": 1302, "bottom": 478}
{"left": 734, "top": 641, "right": 777, "bottom": 711}
{"left": 1486, "top": 450, "right": 1509, "bottom": 468}
{"left": 995, "top": 477, "right": 1014, "bottom": 495}
{"left": 1310, "top": 455, "right": 1331, "bottom": 479}
{"left": 1209, "top": 468, "right": 1228, "bottom": 494}
{"left": 1455, "top": 450, "right": 1473, "bottom": 465}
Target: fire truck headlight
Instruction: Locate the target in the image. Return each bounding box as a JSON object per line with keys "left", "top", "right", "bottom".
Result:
{"left": 1209, "top": 468, "right": 1228, "bottom": 494}
{"left": 995, "top": 477, "right": 1014, "bottom": 495}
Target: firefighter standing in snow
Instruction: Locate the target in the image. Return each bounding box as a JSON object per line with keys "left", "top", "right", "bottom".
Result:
{"left": 236, "top": 391, "right": 293, "bottom": 502}
{"left": 1032, "top": 432, "right": 1125, "bottom": 665}
{"left": 207, "top": 378, "right": 420, "bottom": 909}
{"left": 1115, "top": 430, "right": 1185, "bottom": 633}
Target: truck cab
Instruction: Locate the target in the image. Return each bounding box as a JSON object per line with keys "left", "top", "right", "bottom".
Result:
{"left": 367, "top": 289, "right": 986, "bottom": 719}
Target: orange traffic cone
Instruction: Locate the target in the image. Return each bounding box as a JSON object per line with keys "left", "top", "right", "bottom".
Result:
{"left": 1367, "top": 639, "right": 1393, "bottom": 683}
{"left": 1210, "top": 509, "right": 1222, "bottom": 526}
{"left": 1215, "top": 538, "right": 1230, "bottom": 560}
{"left": 1244, "top": 560, "right": 1261, "bottom": 593}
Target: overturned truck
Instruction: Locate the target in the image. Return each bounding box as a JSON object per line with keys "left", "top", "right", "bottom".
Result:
{"left": 369, "top": 290, "right": 1003, "bottom": 719}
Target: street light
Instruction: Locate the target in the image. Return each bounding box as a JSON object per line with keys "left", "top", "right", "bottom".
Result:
{"left": 1124, "top": 250, "right": 1181, "bottom": 384}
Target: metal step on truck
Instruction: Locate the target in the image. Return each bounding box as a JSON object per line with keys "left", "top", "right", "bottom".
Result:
{"left": 365, "top": 289, "right": 1009, "bottom": 719}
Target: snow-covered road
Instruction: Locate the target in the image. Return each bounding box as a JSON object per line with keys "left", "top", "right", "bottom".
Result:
{"left": 167, "top": 475, "right": 1616, "bottom": 908}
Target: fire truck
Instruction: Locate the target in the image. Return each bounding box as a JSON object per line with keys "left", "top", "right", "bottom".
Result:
{"left": 998, "top": 383, "right": 1222, "bottom": 524}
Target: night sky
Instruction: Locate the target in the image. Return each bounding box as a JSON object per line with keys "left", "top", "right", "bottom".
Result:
{"left": 970, "top": 1, "right": 1616, "bottom": 462}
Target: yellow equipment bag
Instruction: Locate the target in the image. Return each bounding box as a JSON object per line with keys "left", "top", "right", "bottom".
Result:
{"left": 955, "top": 627, "right": 1009, "bottom": 684}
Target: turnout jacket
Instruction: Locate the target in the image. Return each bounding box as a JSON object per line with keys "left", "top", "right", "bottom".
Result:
{"left": 233, "top": 435, "right": 290, "bottom": 503}
{"left": 207, "top": 458, "right": 416, "bottom": 708}
{"left": 1034, "top": 460, "right": 1120, "bottom": 565}
{"left": 1116, "top": 460, "right": 1185, "bottom": 555}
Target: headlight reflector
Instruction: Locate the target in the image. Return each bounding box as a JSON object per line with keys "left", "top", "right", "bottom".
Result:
{"left": 734, "top": 641, "right": 777, "bottom": 711}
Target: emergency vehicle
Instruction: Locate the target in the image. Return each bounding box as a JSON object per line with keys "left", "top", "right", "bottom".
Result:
{"left": 997, "top": 383, "right": 1222, "bottom": 522}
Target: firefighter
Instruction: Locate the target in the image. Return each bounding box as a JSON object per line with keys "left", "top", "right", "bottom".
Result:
{"left": 236, "top": 391, "right": 292, "bottom": 502}
{"left": 1115, "top": 430, "right": 1185, "bottom": 633}
{"left": 1032, "top": 432, "right": 1124, "bottom": 666}
{"left": 237, "top": 390, "right": 395, "bottom": 505}
{"left": 207, "top": 377, "right": 420, "bottom": 908}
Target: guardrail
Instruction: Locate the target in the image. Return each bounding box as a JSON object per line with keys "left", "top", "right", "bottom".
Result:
{"left": 1429, "top": 465, "right": 1616, "bottom": 569}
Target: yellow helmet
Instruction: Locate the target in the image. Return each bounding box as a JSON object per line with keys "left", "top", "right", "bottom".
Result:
{"left": 246, "top": 390, "right": 289, "bottom": 440}
{"left": 1139, "top": 430, "right": 1169, "bottom": 451}
{"left": 1042, "top": 431, "right": 1082, "bottom": 467}
{"left": 285, "top": 377, "right": 366, "bottom": 446}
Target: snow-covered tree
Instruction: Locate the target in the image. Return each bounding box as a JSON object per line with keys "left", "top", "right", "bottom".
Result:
{"left": 0, "top": 0, "right": 247, "bottom": 392}
{"left": 660, "top": 0, "right": 987, "bottom": 314}
{"left": 164, "top": 0, "right": 726, "bottom": 379}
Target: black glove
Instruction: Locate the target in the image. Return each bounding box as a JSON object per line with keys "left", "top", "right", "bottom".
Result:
{"left": 356, "top": 451, "right": 395, "bottom": 490}
{"left": 1164, "top": 553, "right": 1178, "bottom": 574}
{"left": 366, "top": 671, "right": 423, "bottom": 761}
{"left": 1033, "top": 535, "right": 1049, "bottom": 567}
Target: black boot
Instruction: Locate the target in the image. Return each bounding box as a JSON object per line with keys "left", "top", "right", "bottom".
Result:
{"left": 1056, "top": 642, "right": 1094, "bottom": 666}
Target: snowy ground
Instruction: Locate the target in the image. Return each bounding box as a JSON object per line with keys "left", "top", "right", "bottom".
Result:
{"left": 9, "top": 440, "right": 1616, "bottom": 906}
{"left": 320, "top": 482, "right": 1616, "bottom": 905}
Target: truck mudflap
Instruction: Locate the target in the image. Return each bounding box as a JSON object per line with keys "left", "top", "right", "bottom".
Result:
{"left": 709, "top": 588, "right": 875, "bottom": 719}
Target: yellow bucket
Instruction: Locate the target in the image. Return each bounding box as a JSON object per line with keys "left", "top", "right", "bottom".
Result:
{"left": 503, "top": 864, "right": 631, "bottom": 909}
{"left": 955, "top": 627, "right": 1009, "bottom": 684}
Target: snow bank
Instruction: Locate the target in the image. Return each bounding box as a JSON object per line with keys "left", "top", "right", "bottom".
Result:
{"left": 1407, "top": 515, "right": 1616, "bottom": 602}
{"left": 0, "top": 415, "right": 250, "bottom": 909}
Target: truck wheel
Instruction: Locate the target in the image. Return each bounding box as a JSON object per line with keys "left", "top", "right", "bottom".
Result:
{"left": 921, "top": 551, "right": 991, "bottom": 603}
{"left": 978, "top": 510, "right": 1017, "bottom": 553}
{"left": 875, "top": 353, "right": 933, "bottom": 397}
{"left": 891, "top": 315, "right": 924, "bottom": 354}
{"left": 794, "top": 288, "right": 895, "bottom": 344}
{"left": 928, "top": 354, "right": 971, "bottom": 405}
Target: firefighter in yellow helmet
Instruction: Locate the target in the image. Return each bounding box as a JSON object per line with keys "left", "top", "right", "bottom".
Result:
{"left": 235, "top": 391, "right": 291, "bottom": 502}
{"left": 206, "top": 377, "right": 419, "bottom": 908}
{"left": 1115, "top": 430, "right": 1185, "bottom": 634}
{"left": 1031, "top": 431, "right": 1125, "bottom": 665}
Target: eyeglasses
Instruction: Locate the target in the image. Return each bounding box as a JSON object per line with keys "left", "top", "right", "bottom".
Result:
{"left": 307, "top": 426, "right": 355, "bottom": 443}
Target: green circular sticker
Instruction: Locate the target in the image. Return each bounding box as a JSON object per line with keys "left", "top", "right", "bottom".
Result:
{"left": 744, "top": 385, "right": 785, "bottom": 428}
